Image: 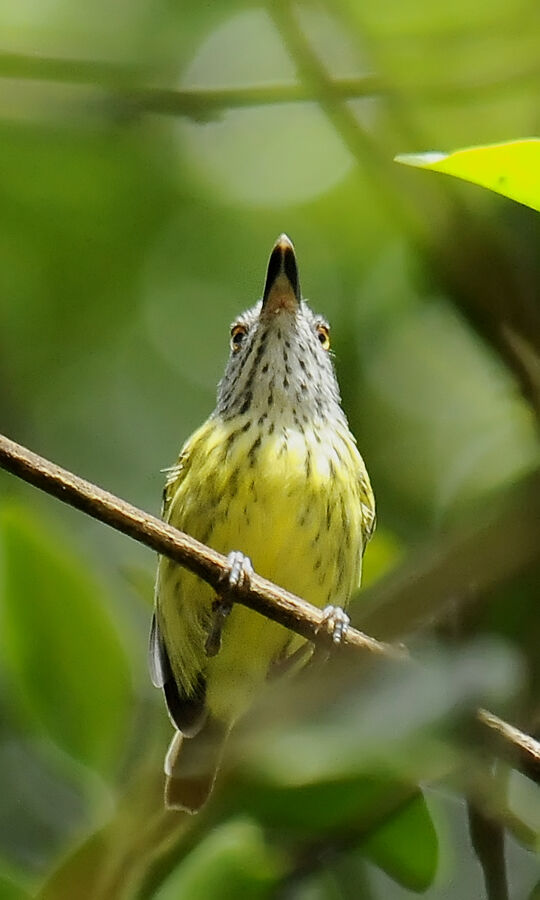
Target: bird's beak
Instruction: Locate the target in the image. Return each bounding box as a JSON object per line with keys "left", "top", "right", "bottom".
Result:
{"left": 262, "top": 234, "right": 301, "bottom": 314}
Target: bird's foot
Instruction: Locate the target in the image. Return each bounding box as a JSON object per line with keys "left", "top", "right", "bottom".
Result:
{"left": 308, "top": 605, "right": 350, "bottom": 667}
{"left": 205, "top": 551, "right": 253, "bottom": 657}
{"left": 226, "top": 550, "right": 254, "bottom": 590}
{"left": 319, "top": 605, "right": 350, "bottom": 645}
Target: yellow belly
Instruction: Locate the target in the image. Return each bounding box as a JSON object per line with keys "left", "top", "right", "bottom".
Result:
{"left": 157, "top": 416, "right": 371, "bottom": 723}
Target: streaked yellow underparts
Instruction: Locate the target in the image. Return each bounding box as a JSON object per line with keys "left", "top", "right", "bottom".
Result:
{"left": 158, "top": 414, "right": 370, "bottom": 723}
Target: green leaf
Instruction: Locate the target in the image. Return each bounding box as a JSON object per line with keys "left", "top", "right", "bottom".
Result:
{"left": 228, "top": 776, "right": 437, "bottom": 892}
{"left": 0, "top": 504, "right": 132, "bottom": 774}
{"left": 361, "top": 790, "right": 438, "bottom": 892}
{"left": 153, "top": 819, "right": 284, "bottom": 900}
{"left": 395, "top": 139, "right": 540, "bottom": 211}
{"left": 230, "top": 774, "right": 404, "bottom": 834}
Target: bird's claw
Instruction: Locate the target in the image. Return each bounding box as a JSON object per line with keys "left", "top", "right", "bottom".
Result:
{"left": 320, "top": 605, "right": 350, "bottom": 645}
{"left": 206, "top": 552, "right": 253, "bottom": 657}
{"left": 227, "top": 550, "right": 253, "bottom": 589}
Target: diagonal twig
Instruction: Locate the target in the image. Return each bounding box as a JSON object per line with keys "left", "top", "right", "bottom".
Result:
{"left": 477, "top": 709, "right": 540, "bottom": 784}
{"left": 0, "top": 432, "right": 402, "bottom": 659}
{"left": 1, "top": 430, "right": 540, "bottom": 788}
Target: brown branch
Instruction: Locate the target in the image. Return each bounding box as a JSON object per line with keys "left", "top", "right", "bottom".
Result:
{"left": 477, "top": 708, "right": 540, "bottom": 784}
{"left": 1, "top": 430, "right": 539, "bottom": 786}
{"left": 0, "top": 432, "right": 401, "bottom": 660}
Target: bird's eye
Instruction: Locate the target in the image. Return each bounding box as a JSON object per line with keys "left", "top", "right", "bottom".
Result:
{"left": 316, "top": 324, "right": 330, "bottom": 351}
{"left": 230, "top": 324, "right": 248, "bottom": 352}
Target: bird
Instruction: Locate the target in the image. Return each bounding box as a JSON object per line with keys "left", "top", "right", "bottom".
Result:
{"left": 150, "top": 234, "right": 375, "bottom": 813}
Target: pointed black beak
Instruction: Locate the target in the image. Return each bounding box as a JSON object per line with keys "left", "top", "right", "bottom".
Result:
{"left": 262, "top": 234, "right": 301, "bottom": 313}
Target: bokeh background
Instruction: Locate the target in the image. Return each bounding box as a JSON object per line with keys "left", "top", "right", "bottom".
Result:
{"left": 0, "top": 0, "right": 539, "bottom": 897}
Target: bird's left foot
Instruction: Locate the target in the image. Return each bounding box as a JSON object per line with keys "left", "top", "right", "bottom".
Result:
{"left": 319, "top": 605, "right": 350, "bottom": 645}
{"left": 205, "top": 551, "right": 253, "bottom": 657}
{"left": 226, "top": 550, "right": 254, "bottom": 590}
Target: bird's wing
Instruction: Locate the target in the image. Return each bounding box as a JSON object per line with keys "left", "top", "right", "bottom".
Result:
{"left": 150, "top": 435, "right": 209, "bottom": 736}
{"left": 161, "top": 450, "right": 190, "bottom": 520}
{"left": 149, "top": 609, "right": 208, "bottom": 736}
{"left": 358, "top": 467, "right": 376, "bottom": 551}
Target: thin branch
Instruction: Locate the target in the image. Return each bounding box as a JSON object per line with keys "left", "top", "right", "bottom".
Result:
{"left": 357, "top": 470, "right": 540, "bottom": 642}
{"left": 2, "top": 49, "right": 538, "bottom": 121}
{"left": 267, "top": 0, "right": 412, "bottom": 227}
{"left": 268, "top": 0, "right": 540, "bottom": 422}
{"left": 0, "top": 432, "right": 402, "bottom": 660}
{"left": 3, "top": 40, "right": 539, "bottom": 410}
{"left": 0, "top": 50, "right": 384, "bottom": 120}
{"left": 1, "top": 430, "right": 540, "bottom": 788}
{"left": 135, "top": 79, "right": 381, "bottom": 120}
{"left": 477, "top": 708, "right": 540, "bottom": 784}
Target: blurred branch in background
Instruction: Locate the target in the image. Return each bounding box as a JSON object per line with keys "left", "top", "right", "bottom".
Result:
{"left": 2, "top": 20, "right": 539, "bottom": 419}
{"left": 2, "top": 49, "right": 538, "bottom": 117}
{"left": 0, "top": 50, "right": 384, "bottom": 121}
{"left": 357, "top": 469, "right": 540, "bottom": 641}
{"left": 267, "top": 0, "right": 422, "bottom": 233}
{"left": 267, "top": 0, "right": 540, "bottom": 420}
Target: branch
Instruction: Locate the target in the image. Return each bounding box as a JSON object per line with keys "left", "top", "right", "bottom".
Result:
{"left": 0, "top": 50, "right": 384, "bottom": 120}
{"left": 1, "top": 430, "right": 540, "bottom": 785}
{"left": 3, "top": 46, "right": 539, "bottom": 411}
{"left": 0, "top": 432, "right": 402, "bottom": 660}
{"left": 477, "top": 708, "right": 540, "bottom": 784}
{"left": 2, "top": 49, "right": 538, "bottom": 121}
{"left": 268, "top": 1, "right": 540, "bottom": 422}
{"left": 267, "top": 0, "right": 409, "bottom": 223}
{"left": 356, "top": 470, "right": 540, "bottom": 642}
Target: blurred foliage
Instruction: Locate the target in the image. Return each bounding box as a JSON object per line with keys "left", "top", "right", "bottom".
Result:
{"left": 153, "top": 819, "right": 285, "bottom": 900}
{"left": 0, "top": 504, "right": 131, "bottom": 773}
{"left": 0, "top": 0, "right": 539, "bottom": 896}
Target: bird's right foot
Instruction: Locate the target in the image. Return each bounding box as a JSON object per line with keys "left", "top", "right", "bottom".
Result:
{"left": 205, "top": 551, "right": 253, "bottom": 657}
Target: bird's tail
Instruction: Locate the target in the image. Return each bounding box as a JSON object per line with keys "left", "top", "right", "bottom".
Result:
{"left": 164, "top": 717, "right": 229, "bottom": 814}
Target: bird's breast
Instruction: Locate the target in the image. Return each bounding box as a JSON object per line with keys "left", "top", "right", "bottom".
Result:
{"left": 194, "top": 416, "right": 366, "bottom": 608}
{"left": 160, "top": 414, "right": 369, "bottom": 720}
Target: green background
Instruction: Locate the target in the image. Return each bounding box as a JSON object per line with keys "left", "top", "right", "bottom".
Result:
{"left": 0, "top": 0, "right": 538, "bottom": 896}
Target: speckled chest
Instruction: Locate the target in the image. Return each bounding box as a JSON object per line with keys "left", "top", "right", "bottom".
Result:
{"left": 172, "top": 416, "right": 367, "bottom": 608}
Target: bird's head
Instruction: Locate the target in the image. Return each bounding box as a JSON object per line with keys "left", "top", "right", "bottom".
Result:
{"left": 216, "top": 235, "right": 345, "bottom": 428}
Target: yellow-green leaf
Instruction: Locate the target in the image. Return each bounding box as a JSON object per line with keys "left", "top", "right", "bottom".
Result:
{"left": 395, "top": 139, "right": 540, "bottom": 211}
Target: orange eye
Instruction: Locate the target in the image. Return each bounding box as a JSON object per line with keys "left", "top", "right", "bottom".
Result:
{"left": 316, "top": 324, "right": 330, "bottom": 351}
{"left": 230, "top": 323, "right": 247, "bottom": 352}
